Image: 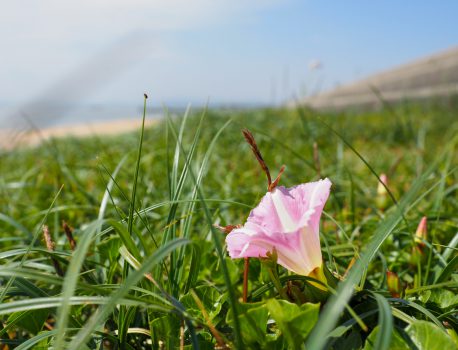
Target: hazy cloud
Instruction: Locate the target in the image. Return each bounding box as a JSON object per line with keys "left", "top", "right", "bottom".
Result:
{"left": 0, "top": 0, "right": 281, "bottom": 103}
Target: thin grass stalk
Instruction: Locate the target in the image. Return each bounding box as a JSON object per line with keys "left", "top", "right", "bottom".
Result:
{"left": 164, "top": 115, "right": 243, "bottom": 349}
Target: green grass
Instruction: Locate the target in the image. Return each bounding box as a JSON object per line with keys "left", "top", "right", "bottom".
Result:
{"left": 0, "top": 98, "right": 457, "bottom": 349}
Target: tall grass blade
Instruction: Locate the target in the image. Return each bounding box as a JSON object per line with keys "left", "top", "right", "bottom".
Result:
{"left": 164, "top": 115, "right": 243, "bottom": 348}
{"left": 305, "top": 166, "right": 433, "bottom": 350}
{"left": 67, "top": 238, "right": 190, "bottom": 350}
{"left": 53, "top": 219, "right": 102, "bottom": 349}
{"left": 435, "top": 255, "right": 458, "bottom": 283}
{"left": 371, "top": 293, "right": 393, "bottom": 350}
{"left": 0, "top": 185, "right": 63, "bottom": 304}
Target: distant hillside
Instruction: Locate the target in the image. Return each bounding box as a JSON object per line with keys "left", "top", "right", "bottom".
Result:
{"left": 300, "top": 46, "right": 458, "bottom": 110}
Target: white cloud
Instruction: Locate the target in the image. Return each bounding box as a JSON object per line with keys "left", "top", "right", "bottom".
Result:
{"left": 1, "top": 1, "right": 280, "bottom": 47}
{"left": 0, "top": 0, "right": 286, "bottom": 131}
{"left": 0, "top": 0, "right": 281, "bottom": 104}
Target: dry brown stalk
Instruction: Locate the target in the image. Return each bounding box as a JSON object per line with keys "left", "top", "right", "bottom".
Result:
{"left": 42, "top": 225, "right": 64, "bottom": 277}
{"left": 62, "top": 221, "right": 77, "bottom": 251}
{"left": 242, "top": 129, "right": 272, "bottom": 187}
{"left": 213, "top": 224, "right": 242, "bottom": 234}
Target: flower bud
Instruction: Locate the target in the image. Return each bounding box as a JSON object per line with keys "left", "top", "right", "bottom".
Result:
{"left": 414, "top": 216, "right": 427, "bottom": 246}
{"left": 377, "top": 174, "right": 388, "bottom": 195}
{"left": 376, "top": 174, "right": 389, "bottom": 209}
{"left": 410, "top": 217, "right": 428, "bottom": 265}
{"left": 386, "top": 270, "right": 402, "bottom": 298}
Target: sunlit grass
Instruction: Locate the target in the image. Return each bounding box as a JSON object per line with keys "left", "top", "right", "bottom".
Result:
{"left": 0, "top": 98, "right": 457, "bottom": 349}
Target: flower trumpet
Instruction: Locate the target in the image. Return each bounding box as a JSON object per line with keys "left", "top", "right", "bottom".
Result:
{"left": 226, "top": 178, "right": 332, "bottom": 277}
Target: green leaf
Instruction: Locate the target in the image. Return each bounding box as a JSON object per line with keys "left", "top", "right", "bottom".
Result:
{"left": 67, "top": 238, "right": 190, "bottom": 350}
{"left": 0, "top": 212, "right": 33, "bottom": 239}
{"left": 13, "top": 277, "right": 48, "bottom": 298}
{"left": 109, "top": 219, "right": 141, "bottom": 260}
{"left": 447, "top": 328, "right": 458, "bottom": 348}
{"left": 442, "top": 232, "right": 458, "bottom": 262}
{"left": 390, "top": 298, "right": 445, "bottom": 329}
{"left": 363, "top": 326, "right": 409, "bottom": 350}
{"left": 165, "top": 112, "right": 243, "bottom": 348}
{"left": 54, "top": 219, "right": 102, "bottom": 349}
{"left": 305, "top": 163, "right": 438, "bottom": 350}
{"left": 97, "top": 235, "right": 123, "bottom": 263}
{"left": 436, "top": 256, "right": 458, "bottom": 284}
{"left": 150, "top": 315, "right": 179, "bottom": 348}
{"left": 226, "top": 302, "right": 269, "bottom": 345}
{"left": 420, "top": 289, "right": 458, "bottom": 309}
{"left": 335, "top": 332, "right": 362, "bottom": 350}
{"left": 266, "top": 299, "right": 320, "bottom": 349}
{"left": 371, "top": 293, "right": 393, "bottom": 350}
{"left": 180, "top": 285, "right": 225, "bottom": 322}
{"left": 7, "top": 309, "right": 49, "bottom": 335}
{"left": 15, "top": 330, "right": 58, "bottom": 350}
{"left": 406, "top": 321, "right": 456, "bottom": 350}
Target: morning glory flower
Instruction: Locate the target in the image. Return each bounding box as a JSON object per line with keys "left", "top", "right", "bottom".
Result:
{"left": 226, "top": 178, "right": 332, "bottom": 276}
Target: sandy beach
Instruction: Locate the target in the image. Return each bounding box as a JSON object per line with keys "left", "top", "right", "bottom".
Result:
{"left": 0, "top": 118, "right": 158, "bottom": 150}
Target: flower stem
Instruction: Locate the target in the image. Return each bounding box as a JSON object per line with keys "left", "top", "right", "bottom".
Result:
{"left": 267, "top": 266, "right": 289, "bottom": 300}
{"left": 243, "top": 257, "right": 249, "bottom": 302}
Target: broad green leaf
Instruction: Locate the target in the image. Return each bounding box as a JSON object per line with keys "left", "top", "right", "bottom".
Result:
{"left": 266, "top": 299, "right": 320, "bottom": 349}
{"left": 419, "top": 289, "right": 458, "bottom": 309}
{"left": 7, "top": 309, "right": 49, "bottom": 335}
{"left": 406, "top": 320, "right": 456, "bottom": 350}
{"left": 364, "top": 326, "right": 409, "bottom": 350}
{"left": 226, "top": 302, "right": 269, "bottom": 345}
{"left": 180, "top": 285, "right": 225, "bottom": 322}
{"left": 447, "top": 328, "right": 458, "bottom": 348}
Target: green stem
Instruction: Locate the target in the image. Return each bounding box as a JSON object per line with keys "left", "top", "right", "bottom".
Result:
{"left": 267, "top": 267, "right": 289, "bottom": 300}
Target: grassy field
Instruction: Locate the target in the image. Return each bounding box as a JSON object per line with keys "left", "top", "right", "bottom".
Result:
{"left": 0, "top": 98, "right": 457, "bottom": 349}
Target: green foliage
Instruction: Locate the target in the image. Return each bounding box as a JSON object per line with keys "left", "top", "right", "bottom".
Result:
{"left": 266, "top": 299, "right": 320, "bottom": 348}
{"left": 419, "top": 289, "right": 458, "bottom": 309}
{"left": 226, "top": 302, "right": 269, "bottom": 346}
{"left": 406, "top": 320, "right": 457, "bottom": 349}
{"left": 363, "top": 326, "right": 409, "bottom": 350}
{"left": 0, "top": 100, "right": 457, "bottom": 348}
{"left": 7, "top": 309, "right": 49, "bottom": 335}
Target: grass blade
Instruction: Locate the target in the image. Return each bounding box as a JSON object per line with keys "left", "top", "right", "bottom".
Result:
{"left": 67, "top": 238, "right": 190, "bottom": 350}
{"left": 164, "top": 114, "right": 243, "bottom": 348}
{"left": 305, "top": 166, "right": 433, "bottom": 350}
{"left": 53, "top": 219, "right": 102, "bottom": 349}
{"left": 371, "top": 292, "right": 393, "bottom": 350}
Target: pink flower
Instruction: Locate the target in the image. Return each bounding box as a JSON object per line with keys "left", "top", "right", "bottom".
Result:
{"left": 226, "top": 178, "right": 332, "bottom": 276}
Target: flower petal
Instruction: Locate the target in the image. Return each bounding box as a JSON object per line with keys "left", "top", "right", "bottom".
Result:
{"left": 246, "top": 178, "right": 332, "bottom": 233}
{"left": 296, "top": 178, "right": 332, "bottom": 232}
{"left": 226, "top": 224, "right": 321, "bottom": 275}
{"left": 225, "top": 178, "right": 332, "bottom": 276}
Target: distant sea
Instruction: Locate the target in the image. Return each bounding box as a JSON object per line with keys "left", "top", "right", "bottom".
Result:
{"left": 0, "top": 104, "right": 178, "bottom": 130}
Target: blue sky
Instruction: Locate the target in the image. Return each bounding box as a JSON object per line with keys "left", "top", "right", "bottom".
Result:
{"left": 1, "top": 0, "right": 457, "bottom": 109}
